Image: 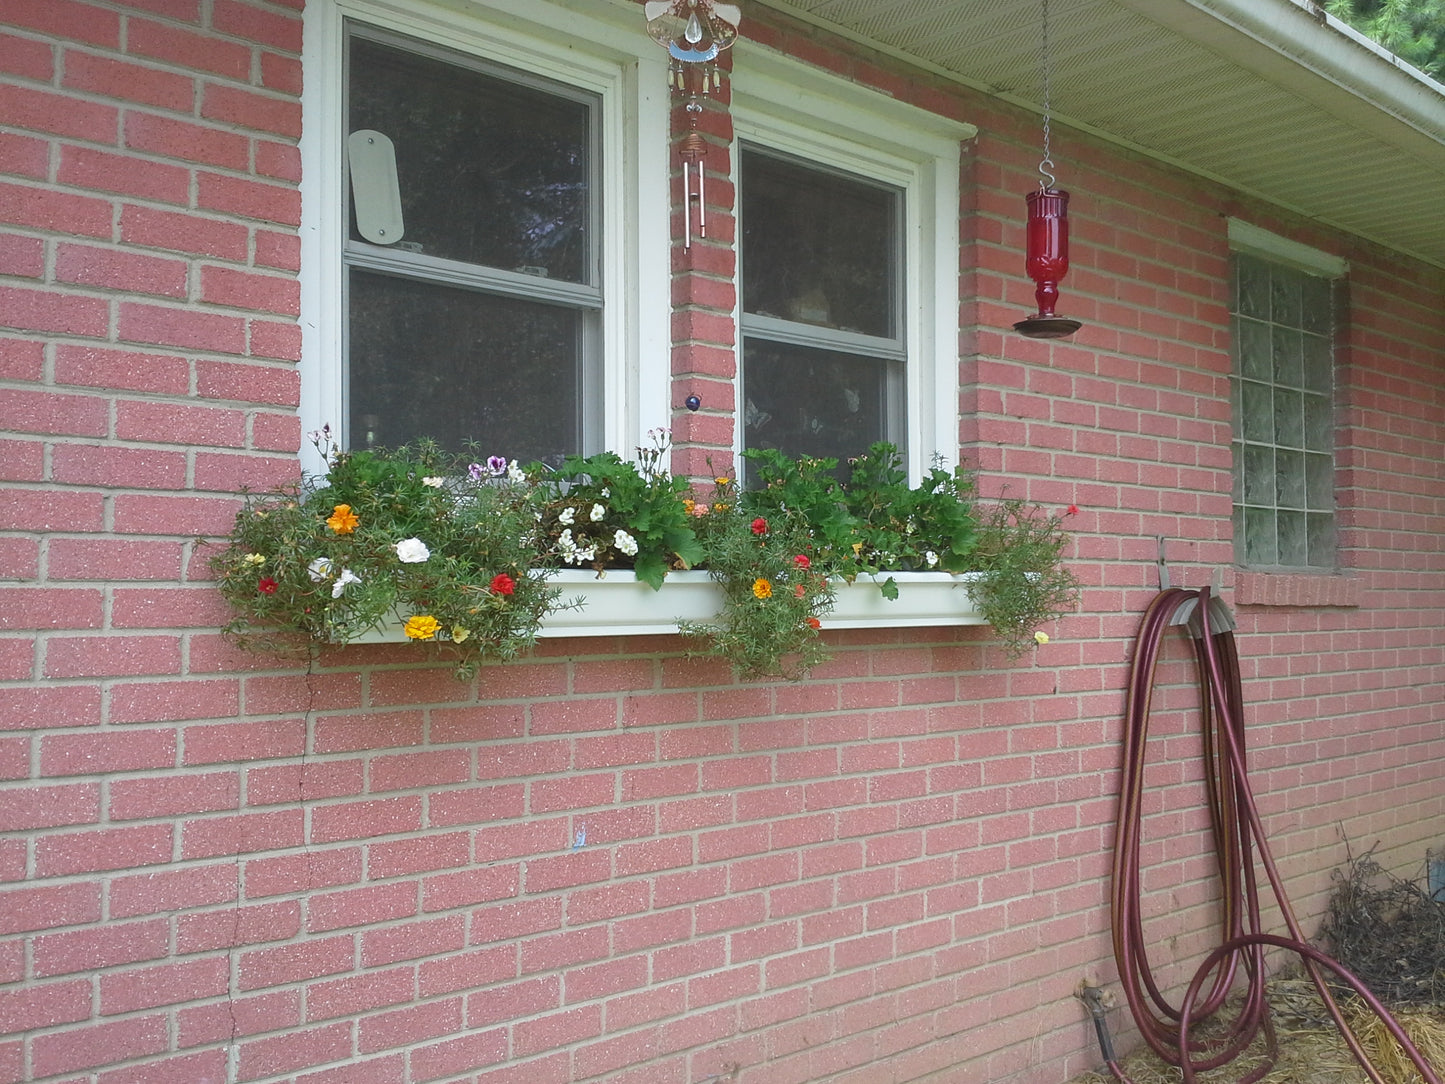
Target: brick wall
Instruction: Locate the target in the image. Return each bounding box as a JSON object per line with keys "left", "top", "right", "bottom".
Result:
{"left": 2, "top": 2, "right": 1443, "bottom": 1083}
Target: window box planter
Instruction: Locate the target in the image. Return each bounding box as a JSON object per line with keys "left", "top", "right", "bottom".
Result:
{"left": 353, "top": 569, "right": 987, "bottom": 642}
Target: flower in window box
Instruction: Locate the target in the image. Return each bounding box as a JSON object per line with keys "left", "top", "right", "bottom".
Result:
{"left": 326, "top": 504, "right": 359, "bottom": 534}
{"left": 394, "top": 538, "right": 430, "bottom": 563}
{"left": 404, "top": 615, "right": 440, "bottom": 640}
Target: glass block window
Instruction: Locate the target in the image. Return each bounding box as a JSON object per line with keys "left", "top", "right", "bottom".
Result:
{"left": 343, "top": 26, "right": 601, "bottom": 463}
{"left": 1230, "top": 252, "right": 1336, "bottom": 569}
{"left": 739, "top": 146, "right": 906, "bottom": 468}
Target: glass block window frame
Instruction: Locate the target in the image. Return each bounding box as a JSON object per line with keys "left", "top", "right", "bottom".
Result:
{"left": 1229, "top": 246, "right": 1340, "bottom": 570}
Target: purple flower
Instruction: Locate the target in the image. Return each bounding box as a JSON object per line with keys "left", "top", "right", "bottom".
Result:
{"left": 468, "top": 463, "right": 484, "bottom": 482}
{"left": 486, "top": 456, "right": 508, "bottom": 476}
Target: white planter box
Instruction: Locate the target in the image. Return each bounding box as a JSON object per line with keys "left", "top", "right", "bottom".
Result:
{"left": 353, "top": 570, "right": 986, "bottom": 642}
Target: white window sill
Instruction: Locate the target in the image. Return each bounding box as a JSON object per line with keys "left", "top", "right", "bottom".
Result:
{"left": 352, "top": 570, "right": 986, "bottom": 642}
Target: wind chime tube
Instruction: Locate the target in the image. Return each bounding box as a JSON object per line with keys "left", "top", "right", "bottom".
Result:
{"left": 697, "top": 164, "right": 706, "bottom": 238}
{"left": 683, "top": 162, "right": 692, "bottom": 250}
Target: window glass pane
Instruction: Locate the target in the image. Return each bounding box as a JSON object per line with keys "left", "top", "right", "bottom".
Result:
{"left": 1236, "top": 317, "right": 1271, "bottom": 382}
{"left": 1307, "top": 512, "right": 1337, "bottom": 567}
{"left": 1244, "top": 506, "right": 1277, "bottom": 566}
{"left": 1242, "top": 444, "right": 1274, "bottom": 506}
{"left": 1272, "top": 387, "right": 1303, "bottom": 449}
{"left": 1271, "top": 326, "right": 1302, "bottom": 387}
{"left": 349, "top": 35, "right": 591, "bottom": 283}
{"left": 348, "top": 269, "right": 581, "bottom": 463}
{"left": 743, "top": 339, "right": 891, "bottom": 464}
{"left": 1236, "top": 255, "right": 1269, "bottom": 319}
{"left": 1275, "top": 449, "right": 1305, "bottom": 509}
{"left": 1303, "top": 393, "right": 1331, "bottom": 453}
{"left": 1300, "top": 275, "right": 1331, "bottom": 335}
{"left": 1269, "top": 266, "right": 1301, "bottom": 326}
{"left": 1305, "top": 452, "right": 1333, "bottom": 510}
{"left": 741, "top": 149, "right": 898, "bottom": 339}
{"left": 1241, "top": 382, "right": 1272, "bottom": 443}
{"left": 1277, "top": 510, "right": 1308, "bottom": 566}
{"left": 1302, "top": 333, "right": 1332, "bottom": 393}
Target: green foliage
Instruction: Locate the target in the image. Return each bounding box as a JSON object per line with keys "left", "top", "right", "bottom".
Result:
{"left": 210, "top": 435, "right": 1078, "bottom": 682}
{"left": 1325, "top": 0, "right": 1444, "bottom": 76}
{"left": 533, "top": 432, "right": 704, "bottom": 590}
{"left": 681, "top": 487, "right": 834, "bottom": 680}
{"left": 968, "top": 495, "right": 1080, "bottom": 656}
{"left": 210, "top": 438, "right": 562, "bottom": 680}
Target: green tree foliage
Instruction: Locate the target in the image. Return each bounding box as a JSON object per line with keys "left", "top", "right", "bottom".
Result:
{"left": 1326, "top": 0, "right": 1445, "bottom": 77}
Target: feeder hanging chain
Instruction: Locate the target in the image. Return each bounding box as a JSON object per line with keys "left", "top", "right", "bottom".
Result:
{"left": 1038, "top": 0, "right": 1056, "bottom": 190}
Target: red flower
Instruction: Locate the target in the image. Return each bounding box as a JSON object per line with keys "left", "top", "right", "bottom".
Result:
{"left": 794, "top": 584, "right": 806, "bottom": 599}
{"left": 793, "top": 553, "right": 810, "bottom": 570}
{"left": 257, "top": 577, "right": 278, "bottom": 594}
{"left": 805, "top": 617, "right": 821, "bottom": 630}
{"left": 490, "top": 573, "right": 516, "bottom": 596}
{"left": 1065, "top": 504, "right": 1079, "bottom": 516}
{"left": 751, "top": 517, "right": 768, "bottom": 536}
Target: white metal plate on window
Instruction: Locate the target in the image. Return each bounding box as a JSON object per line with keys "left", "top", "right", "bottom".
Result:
{"left": 347, "top": 129, "right": 405, "bottom": 244}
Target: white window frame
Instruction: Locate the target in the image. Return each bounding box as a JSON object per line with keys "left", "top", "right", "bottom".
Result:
{"left": 299, "top": 0, "right": 671, "bottom": 476}
{"left": 729, "top": 46, "right": 973, "bottom": 480}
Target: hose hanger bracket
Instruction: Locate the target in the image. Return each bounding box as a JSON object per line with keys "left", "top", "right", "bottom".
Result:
{"left": 1154, "top": 537, "right": 1236, "bottom": 638}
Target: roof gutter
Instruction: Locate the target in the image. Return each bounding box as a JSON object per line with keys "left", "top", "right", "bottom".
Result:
{"left": 1111, "top": 0, "right": 1445, "bottom": 154}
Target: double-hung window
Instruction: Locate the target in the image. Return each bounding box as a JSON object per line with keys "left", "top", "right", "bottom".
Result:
{"left": 1228, "top": 222, "right": 1345, "bottom": 570}
{"left": 739, "top": 147, "right": 905, "bottom": 465}
{"left": 731, "top": 51, "right": 971, "bottom": 479}
{"left": 302, "top": 0, "right": 669, "bottom": 470}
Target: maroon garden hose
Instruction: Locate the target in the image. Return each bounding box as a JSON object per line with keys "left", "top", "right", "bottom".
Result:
{"left": 1099, "top": 586, "right": 1441, "bottom": 1084}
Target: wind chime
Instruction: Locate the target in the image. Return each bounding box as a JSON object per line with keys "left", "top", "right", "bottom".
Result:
{"left": 644, "top": 0, "right": 740, "bottom": 250}
{"left": 1014, "top": 0, "right": 1083, "bottom": 339}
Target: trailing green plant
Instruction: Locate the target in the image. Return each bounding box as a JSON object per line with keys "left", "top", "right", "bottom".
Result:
{"left": 211, "top": 433, "right": 564, "bottom": 680}
{"left": 209, "top": 433, "right": 1078, "bottom": 681}
{"left": 967, "top": 495, "right": 1080, "bottom": 656}
{"left": 679, "top": 475, "right": 834, "bottom": 680}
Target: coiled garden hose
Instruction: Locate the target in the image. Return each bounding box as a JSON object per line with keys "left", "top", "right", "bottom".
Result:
{"left": 1102, "top": 586, "right": 1440, "bottom": 1084}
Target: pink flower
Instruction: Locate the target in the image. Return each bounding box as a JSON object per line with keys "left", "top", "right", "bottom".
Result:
{"left": 751, "top": 517, "right": 768, "bottom": 536}
{"left": 793, "top": 554, "right": 810, "bottom": 570}
{"left": 1065, "top": 504, "right": 1079, "bottom": 516}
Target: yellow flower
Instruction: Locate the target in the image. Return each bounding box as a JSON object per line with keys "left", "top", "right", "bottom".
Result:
{"left": 242, "top": 553, "right": 266, "bottom": 566}
{"left": 1034, "top": 631, "right": 1050, "bottom": 645}
{"left": 404, "top": 615, "right": 441, "bottom": 641}
{"left": 326, "top": 504, "right": 360, "bottom": 534}
{"left": 852, "top": 541, "right": 863, "bottom": 557}
{"left": 450, "top": 625, "right": 471, "bottom": 644}
{"left": 752, "top": 577, "right": 772, "bottom": 600}
{"left": 714, "top": 477, "right": 730, "bottom": 487}
{"left": 681, "top": 497, "right": 695, "bottom": 513}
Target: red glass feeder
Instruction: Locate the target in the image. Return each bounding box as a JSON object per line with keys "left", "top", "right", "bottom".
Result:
{"left": 1014, "top": 187, "right": 1081, "bottom": 339}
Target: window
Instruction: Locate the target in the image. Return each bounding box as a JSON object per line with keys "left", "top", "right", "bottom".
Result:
{"left": 730, "top": 50, "right": 972, "bottom": 479}
{"left": 344, "top": 28, "right": 599, "bottom": 462}
{"left": 739, "top": 147, "right": 905, "bottom": 464}
{"left": 302, "top": 0, "right": 670, "bottom": 472}
{"left": 1228, "top": 225, "right": 1344, "bottom": 570}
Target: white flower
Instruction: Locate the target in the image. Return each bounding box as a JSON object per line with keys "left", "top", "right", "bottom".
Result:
{"left": 925, "top": 550, "right": 939, "bottom": 568}
{"left": 332, "top": 569, "right": 361, "bottom": 598}
{"left": 613, "top": 529, "right": 638, "bottom": 556}
{"left": 421, "top": 476, "right": 445, "bottom": 488}
{"left": 506, "top": 460, "right": 526, "bottom": 483}
{"left": 589, "top": 503, "right": 606, "bottom": 522}
{"left": 557, "top": 507, "right": 575, "bottom": 526}
{"left": 307, "top": 557, "right": 334, "bottom": 582}
{"left": 395, "top": 538, "right": 430, "bottom": 563}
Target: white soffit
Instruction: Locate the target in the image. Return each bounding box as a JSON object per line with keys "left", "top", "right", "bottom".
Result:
{"left": 752, "top": 0, "right": 1445, "bottom": 269}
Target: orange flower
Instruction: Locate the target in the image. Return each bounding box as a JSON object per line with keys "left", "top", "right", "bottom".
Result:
{"left": 805, "top": 616, "right": 821, "bottom": 630}
{"left": 752, "top": 577, "right": 772, "bottom": 600}
{"left": 403, "top": 615, "right": 440, "bottom": 641}
{"left": 326, "top": 504, "right": 359, "bottom": 534}
{"left": 794, "top": 584, "right": 806, "bottom": 598}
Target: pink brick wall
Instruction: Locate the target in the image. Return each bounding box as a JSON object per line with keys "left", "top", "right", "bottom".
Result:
{"left": 2, "top": 3, "right": 1443, "bottom": 1083}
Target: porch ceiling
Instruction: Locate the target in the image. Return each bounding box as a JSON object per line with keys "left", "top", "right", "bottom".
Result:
{"left": 751, "top": 0, "right": 1445, "bottom": 269}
